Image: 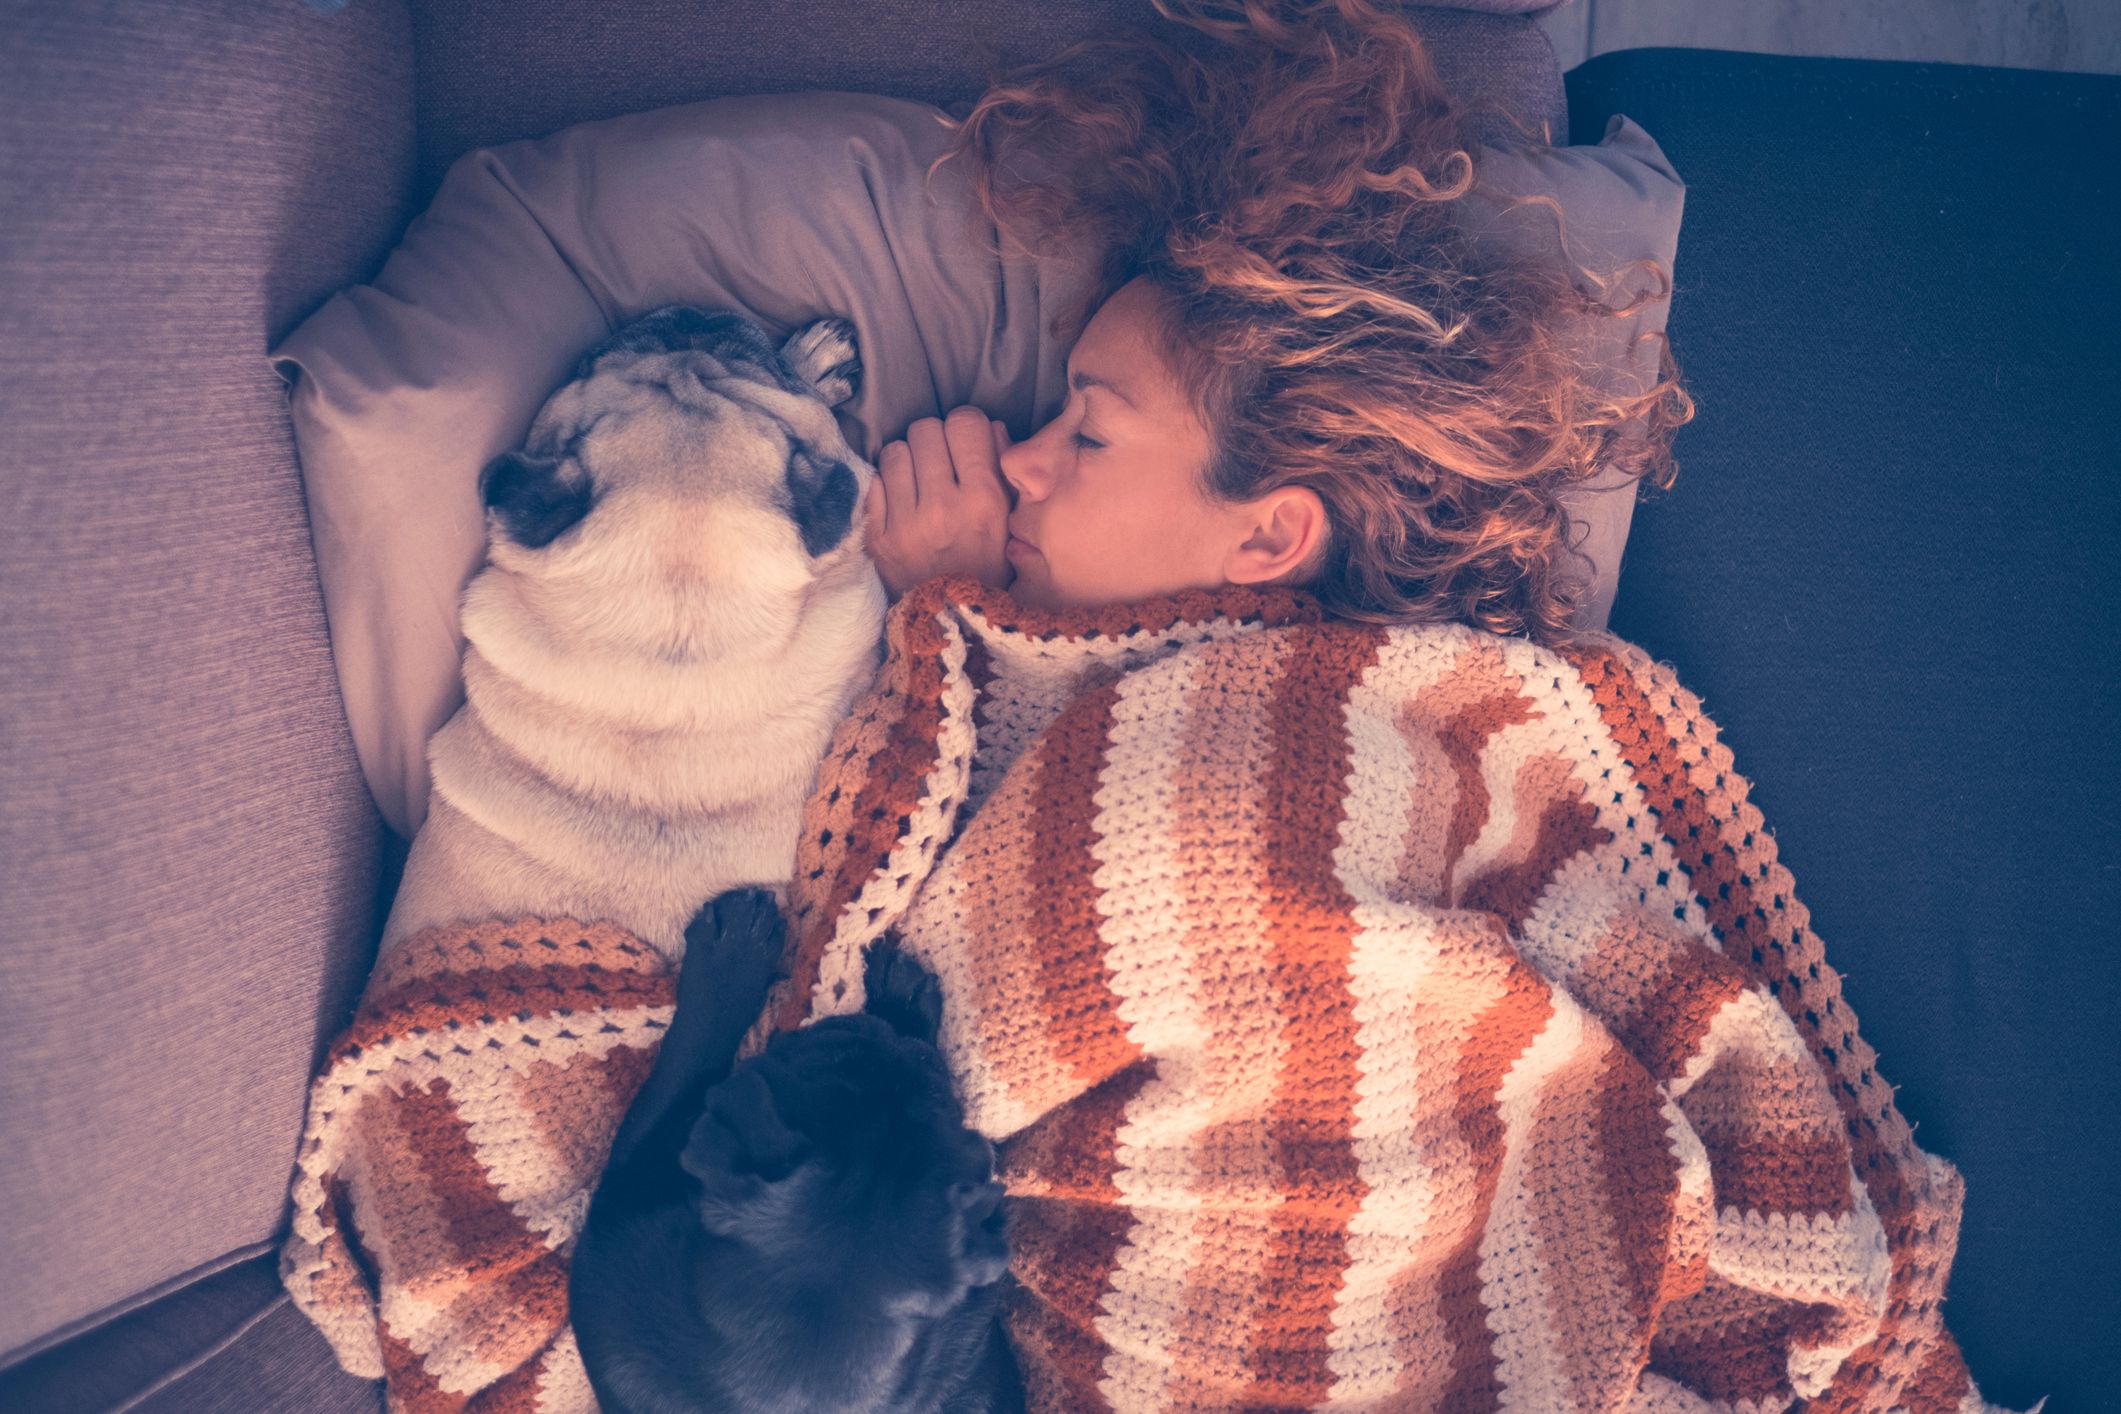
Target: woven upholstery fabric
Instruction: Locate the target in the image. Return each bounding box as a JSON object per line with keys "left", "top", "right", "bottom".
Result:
{"left": 406, "top": 1, "right": 1567, "bottom": 205}
{"left": 126, "top": 1292, "right": 386, "bottom": 1414}
{"left": 0, "top": 1250, "right": 381, "bottom": 1414}
{"left": 0, "top": 0, "right": 412, "bottom": 1374}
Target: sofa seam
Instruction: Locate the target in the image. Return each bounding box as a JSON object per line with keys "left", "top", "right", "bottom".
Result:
{"left": 1569, "top": 46, "right": 2112, "bottom": 102}
{"left": 106, "top": 1291, "right": 306, "bottom": 1414}
{"left": 0, "top": 1239, "right": 279, "bottom": 1378}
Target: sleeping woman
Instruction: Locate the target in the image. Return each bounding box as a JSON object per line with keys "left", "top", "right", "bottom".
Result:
{"left": 862, "top": 0, "right": 1686, "bottom": 635}
{"left": 786, "top": 0, "right": 1998, "bottom": 1410}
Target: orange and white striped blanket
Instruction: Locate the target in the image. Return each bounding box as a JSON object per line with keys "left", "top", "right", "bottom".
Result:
{"left": 282, "top": 573, "right": 2022, "bottom": 1412}
{"left": 758, "top": 575, "right": 2016, "bottom": 1413}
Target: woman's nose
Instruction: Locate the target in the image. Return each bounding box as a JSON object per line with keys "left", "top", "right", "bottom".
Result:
{"left": 998, "top": 421, "right": 1057, "bottom": 504}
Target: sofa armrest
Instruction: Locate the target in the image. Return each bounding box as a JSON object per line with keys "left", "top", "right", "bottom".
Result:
{"left": 0, "top": 0, "right": 414, "bottom": 1382}
{"left": 1566, "top": 47, "right": 2120, "bottom": 1413}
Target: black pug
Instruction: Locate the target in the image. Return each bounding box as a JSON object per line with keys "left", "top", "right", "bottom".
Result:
{"left": 569, "top": 887, "right": 1025, "bottom": 1413}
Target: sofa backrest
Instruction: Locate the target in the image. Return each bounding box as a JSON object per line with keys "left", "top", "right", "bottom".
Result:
{"left": 0, "top": 0, "right": 415, "bottom": 1371}
{"left": 405, "top": 0, "right": 1567, "bottom": 207}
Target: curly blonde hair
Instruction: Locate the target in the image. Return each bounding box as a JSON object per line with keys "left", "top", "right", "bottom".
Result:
{"left": 929, "top": 0, "right": 1694, "bottom": 647}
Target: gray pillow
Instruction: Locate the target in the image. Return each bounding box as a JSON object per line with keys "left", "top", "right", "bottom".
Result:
{"left": 271, "top": 91, "right": 1683, "bottom": 840}
{"left": 1461, "top": 109, "right": 1688, "bottom": 651}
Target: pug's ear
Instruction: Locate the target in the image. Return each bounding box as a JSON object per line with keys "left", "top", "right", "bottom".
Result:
{"left": 786, "top": 450, "right": 861, "bottom": 558}
{"left": 680, "top": 1067, "right": 811, "bottom": 1234}
{"left": 479, "top": 449, "right": 592, "bottom": 549}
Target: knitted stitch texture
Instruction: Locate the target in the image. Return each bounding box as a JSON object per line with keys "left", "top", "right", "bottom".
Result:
{"left": 280, "top": 917, "right": 674, "bottom": 1411}
{"left": 757, "top": 575, "right": 2021, "bottom": 1414}
{"left": 280, "top": 574, "right": 2028, "bottom": 1413}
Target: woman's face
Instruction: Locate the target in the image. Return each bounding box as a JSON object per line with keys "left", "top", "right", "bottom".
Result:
{"left": 999, "top": 276, "right": 1303, "bottom": 611}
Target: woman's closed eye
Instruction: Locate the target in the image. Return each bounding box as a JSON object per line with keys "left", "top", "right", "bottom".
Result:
{"left": 1072, "top": 431, "right": 1104, "bottom": 452}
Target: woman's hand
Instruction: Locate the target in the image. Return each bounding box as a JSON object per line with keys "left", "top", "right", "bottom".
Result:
{"left": 863, "top": 406, "right": 1014, "bottom": 600}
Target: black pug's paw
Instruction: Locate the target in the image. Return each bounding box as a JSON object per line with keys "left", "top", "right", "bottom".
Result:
{"left": 863, "top": 931, "right": 944, "bottom": 1044}
{"left": 682, "top": 886, "right": 786, "bottom": 994}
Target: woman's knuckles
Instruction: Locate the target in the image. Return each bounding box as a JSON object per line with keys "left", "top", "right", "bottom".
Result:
{"left": 943, "top": 407, "right": 996, "bottom": 470}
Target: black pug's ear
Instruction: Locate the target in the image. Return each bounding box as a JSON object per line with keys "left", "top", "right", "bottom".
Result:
{"left": 679, "top": 1066, "right": 811, "bottom": 1235}
{"left": 478, "top": 449, "right": 592, "bottom": 549}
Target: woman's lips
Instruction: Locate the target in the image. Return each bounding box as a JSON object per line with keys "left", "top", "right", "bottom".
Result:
{"left": 1006, "top": 528, "right": 1038, "bottom": 558}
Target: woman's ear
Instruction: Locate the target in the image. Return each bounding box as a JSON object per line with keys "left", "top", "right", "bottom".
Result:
{"left": 1225, "top": 485, "right": 1329, "bottom": 588}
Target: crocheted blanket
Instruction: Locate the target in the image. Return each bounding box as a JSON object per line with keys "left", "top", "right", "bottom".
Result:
{"left": 281, "top": 574, "right": 2022, "bottom": 1413}
{"left": 757, "top": 576, "right": 2015, "bottom": 1413}
{"left": 281, "top": 917, "right": 675, "bottom": 1410}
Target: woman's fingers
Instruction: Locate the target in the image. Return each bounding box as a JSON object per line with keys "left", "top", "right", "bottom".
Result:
{"left": 866, "top": 409, "right": 1014, "bottom": 597}
{"left": 932, "top": 407, "right": 1015, "bottom": 527}
{"left": 877, "top": 437, "right": 917, "bottom": 519}
{"left": 905, "top": 415, "right": 953, "bottom": 492}
{"left": 940, "top": 406, "right": 995, "bottom": 490}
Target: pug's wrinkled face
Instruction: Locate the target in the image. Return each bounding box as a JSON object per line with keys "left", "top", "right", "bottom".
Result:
{"left": 477, "top": 305, "right": 871, "bottom": 663}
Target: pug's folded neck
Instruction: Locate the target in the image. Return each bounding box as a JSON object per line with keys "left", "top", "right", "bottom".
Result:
{"left": 460, "top": 554, "right": 880, "bottom": 738}
{"left": 407, "top": 553, "right": 880, "bottom": 961}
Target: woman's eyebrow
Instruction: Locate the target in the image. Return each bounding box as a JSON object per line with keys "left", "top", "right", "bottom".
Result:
{"left": 1065, "top": 355, "right": 1138, "bottom": 412}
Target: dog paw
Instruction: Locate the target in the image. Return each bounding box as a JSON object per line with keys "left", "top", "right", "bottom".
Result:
{"left": 683, "top": 886, "right": 787, "bottom": 986}
{"left": 782, "top": 316, "right": 861, "bottom": 407}
{"left": 862, "top": 932, "right": 944, "bottom": 1043}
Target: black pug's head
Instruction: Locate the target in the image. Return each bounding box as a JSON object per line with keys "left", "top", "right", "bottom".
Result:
{"left": 677, "top": 1011, "right": 1009, "bottom": 1400}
